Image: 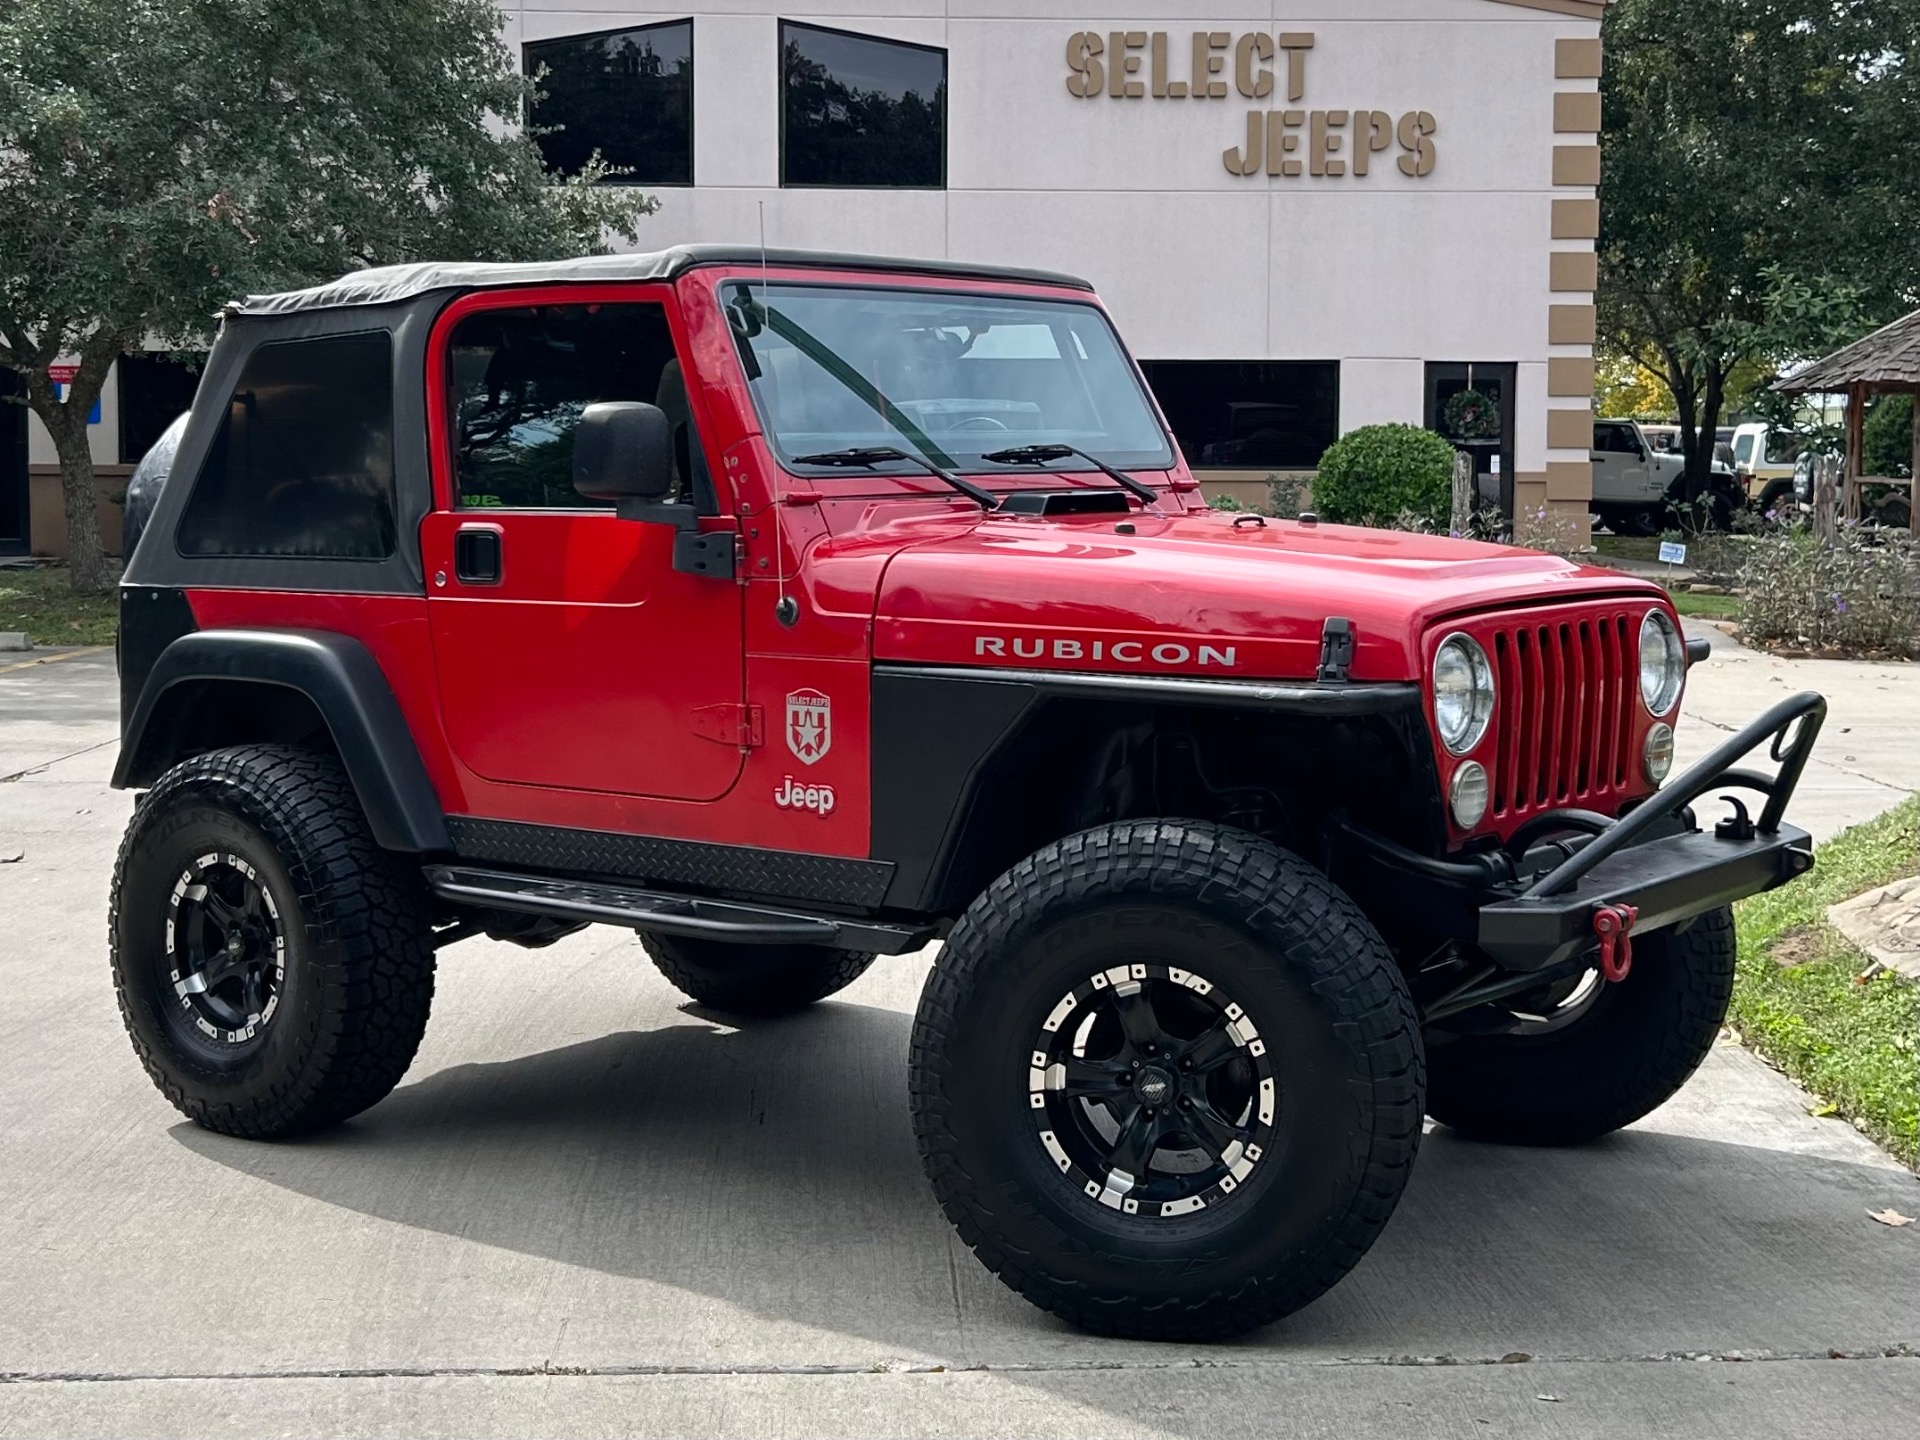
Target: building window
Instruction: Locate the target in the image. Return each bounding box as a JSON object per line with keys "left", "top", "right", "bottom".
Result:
{"left": 781, "top": 22, "right": 945, "bottom": 188}
{"left": 1138, "top": 361, "right": 1340, "bottom": 471}
{"left": 177, "top": 332, "right": 397, "bottom": 559}
{"left": 525, "top": 20, "right": 694, "bottom": 186}
{"left": 118, "top": 352, "right": 204, "bottom": 465}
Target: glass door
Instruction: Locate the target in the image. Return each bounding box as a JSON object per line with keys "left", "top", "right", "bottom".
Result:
{"left": 1424, "top": 362, "right": 1518, "bottom": 524}
{"left": 0, "top": 372, "right": 28, "bottom": 556}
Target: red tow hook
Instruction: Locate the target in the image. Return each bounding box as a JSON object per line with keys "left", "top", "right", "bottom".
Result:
{"left": 1592, "top": 903, "right": 1640, "bottom": 982}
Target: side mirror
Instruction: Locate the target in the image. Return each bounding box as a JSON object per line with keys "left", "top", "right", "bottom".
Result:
{"left": 573, "top": 402, "right": 673, "bottom": 505}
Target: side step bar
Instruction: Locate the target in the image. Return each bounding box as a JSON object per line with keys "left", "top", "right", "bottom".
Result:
{"left": 424, "top": 865, "right": 937, "bottom": 955}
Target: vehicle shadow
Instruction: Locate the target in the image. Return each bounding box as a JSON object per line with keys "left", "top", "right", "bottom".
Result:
{"left": 173, "top": 997, "right": 1920, "bottom": 1372}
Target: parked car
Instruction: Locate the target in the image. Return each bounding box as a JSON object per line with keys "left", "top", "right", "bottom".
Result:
{"left": 1729, "top": 423, "right": 1802, "bottom": 513}
{"left": 110, "top": 246, "right": 1825, "bottom": 1342}
{"left": 1590, "top": 419, "right": 1739, "bottom": 532}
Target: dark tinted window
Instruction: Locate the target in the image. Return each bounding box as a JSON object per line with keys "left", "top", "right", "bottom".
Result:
{"left": 781, "top": 22, "right": 945, "bottom": 188}
{"left": 118, "top": 351, "right": 205, "bottom": 464}
{"left": 1138, "top": 361, "right": 1339, "bottom": 470}
{"left": 1593, "top": 424, "right": 1641, "bottom": 454}
{"left": 177, "top": 332, "right": 396, "bottom": 559}
{"left": 446, "top": 303, "right": 710, "bottom": 511}
{"left": 526, "top": 21, "right": 693, "bottom": 186}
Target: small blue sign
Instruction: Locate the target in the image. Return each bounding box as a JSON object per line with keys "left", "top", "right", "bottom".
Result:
{"left": 52, "top": 382, "right": 102, "bottom": 425}
{"left": 1658, "top": 540, "right": 1688, "bottom": 565}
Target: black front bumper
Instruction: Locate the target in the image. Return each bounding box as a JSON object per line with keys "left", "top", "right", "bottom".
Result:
{"left": 1477, "top": 821, "right": 1812, "bottom": 969}
{"left": 1343, "top": 691, "right": 1825, "bottom": 975}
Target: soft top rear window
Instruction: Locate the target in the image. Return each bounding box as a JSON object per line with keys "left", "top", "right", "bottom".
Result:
{"left": 177, "top": 331, "right": 396, "bottom": 559}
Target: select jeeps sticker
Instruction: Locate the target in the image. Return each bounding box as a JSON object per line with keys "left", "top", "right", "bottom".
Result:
{"left": 775, "top": 777, "right": 836, "bottom": 816}
{"left": 786, "top": 688, "right": 831, "bottom": 764}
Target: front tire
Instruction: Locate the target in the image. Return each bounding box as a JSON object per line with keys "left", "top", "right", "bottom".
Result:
{"left": 911, "top": 821, "right": 1424, "bottom": 1341}
{"left": 1426, "top": 907, "right": 1736, "bottom": 1146}
{"left": 109, "top": 745, "right": 436, "bottom": 1138}
{"left": 640, "top": 934, "right": 875, "bottom": 1016}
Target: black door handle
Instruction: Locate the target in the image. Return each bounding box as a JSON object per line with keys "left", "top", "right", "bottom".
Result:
{"left": 454, "top": 527, "right": 501, "bottom": 584}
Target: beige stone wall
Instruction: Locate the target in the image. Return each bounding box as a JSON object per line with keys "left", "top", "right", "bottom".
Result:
{"left": 28, "top": 466, "right": 129, "bottom": 561}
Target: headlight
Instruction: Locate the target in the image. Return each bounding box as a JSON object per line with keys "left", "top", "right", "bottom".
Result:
{"left": 1433, "top": 634, "right": 1494, "bottom": 755}
{"left": 1449, "top": 761, "right": 1490, "bottom": 830}
{"left": 1639, "top": 610, "right": 1685, "bottom": 715}
{"left": 1643, "top": 722, "right": 1675, "bottom": 784}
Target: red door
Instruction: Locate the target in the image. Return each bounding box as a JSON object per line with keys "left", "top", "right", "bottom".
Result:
{"left": 423, "top": 291, "right": 745, "bottom": 803}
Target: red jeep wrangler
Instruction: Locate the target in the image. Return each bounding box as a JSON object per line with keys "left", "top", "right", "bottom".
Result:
{"left": 112, "top": 247, "right": 1823, "bottom": 1340}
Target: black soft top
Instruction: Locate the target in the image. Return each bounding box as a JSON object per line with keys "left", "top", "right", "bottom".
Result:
{"left": 236, "top": 245, "right": 1095, "bottom": 316}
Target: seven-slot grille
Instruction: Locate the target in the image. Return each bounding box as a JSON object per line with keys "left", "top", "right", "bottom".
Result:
{"left": 1486, "top": 609, "right": 1638, "bottom": 820}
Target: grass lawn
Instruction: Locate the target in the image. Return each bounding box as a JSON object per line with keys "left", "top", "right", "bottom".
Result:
{"left": 1669, "top": 589, "right": 1742, "bottom": 619}
{"left": 1594, "top": 534, "right": 1663, "bottom": 561}
{"left": 1729, "top": 797, "right": 1920, "bottom": 1167}
{"left": 0, "top": 564, "right": 119, "bottom": 647}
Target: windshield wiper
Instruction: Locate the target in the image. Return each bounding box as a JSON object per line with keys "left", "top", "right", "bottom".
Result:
{"left": 791, "top": 446, "right": 998, "bottom": 511}
{"left": 981, "top": 443, "right": 1161, "bottom": 508}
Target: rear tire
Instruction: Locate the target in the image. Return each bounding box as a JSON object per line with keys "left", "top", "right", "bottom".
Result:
{"left": 1756, "top": 479, "right": 1795, "bottom": 518}
{"left": 109, "top": 745, "right": 436, "bottom": 1138}
{"left": 640, "top": 934, "right": 875, "bottom": 1016}
{"left": 1426, "top": 907, "right": 1735, "bottom": 1146}
{"left": 911, "top": 820, "right": 1424, "bottom": 1341}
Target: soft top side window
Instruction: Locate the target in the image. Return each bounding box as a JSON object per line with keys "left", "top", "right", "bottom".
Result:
{"left": 176, "top": 330, "right": 397, "bottom": 559}
{"left": 445, "top": 302, "right": 713, "bottom": 512}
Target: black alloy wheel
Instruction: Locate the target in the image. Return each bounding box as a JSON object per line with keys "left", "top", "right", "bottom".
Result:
{"left": 112, "top": 744, "right": 436, "bottom": 1138}
{"left": 1028, "top": 964, "right": 1274, "bottom": 1218}
{"left": 159, "top": 851, "right": 287, "bottom": 1053}
{"left": 913, "top": 820, "right": 1425, "bottom": 1340}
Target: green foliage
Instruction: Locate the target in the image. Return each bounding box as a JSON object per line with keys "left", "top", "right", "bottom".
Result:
{"left": 0, "top": 0, "right": 657, "bottom": 590}
{"left": 1737, "top": 524, "right": 1920, "bottom": 658}
{"left": 1863, "top": 396, "right": 1915, "bottom": 480}
{"left": 0, "top": 564, "right": 119, "bottom": 646}
{"left": 1309, "top": 424, "right": 1457, "bottom": 528}
{"left": 1730, "top": 799, "right": 1919, "bottom": 1166}
{"left": 1598, "top": 0, "right": 1917, "bottom": 489}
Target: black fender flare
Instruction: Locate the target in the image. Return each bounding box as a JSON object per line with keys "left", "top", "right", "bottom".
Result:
{"left": 113, "top": 629, "right": 451, "bottom": 853}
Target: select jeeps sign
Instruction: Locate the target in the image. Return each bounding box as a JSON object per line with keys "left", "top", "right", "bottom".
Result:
{"left": 1062, "top": 30, "right": 1438, "bottom": 180}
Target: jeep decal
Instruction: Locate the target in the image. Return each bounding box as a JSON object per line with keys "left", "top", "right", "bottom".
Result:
{"left": 974, "top": 636, "right": 1238, "bottom": 668}
{"left": 774, "top": 776, "right": 836, "bottom": 816}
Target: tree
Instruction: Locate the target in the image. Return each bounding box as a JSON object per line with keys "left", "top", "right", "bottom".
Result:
{"left": 1598, "top": 0, "right": 1917, "bottom": 502}
{"left": 0, "top": 0, "right": 655, "bottom": 592}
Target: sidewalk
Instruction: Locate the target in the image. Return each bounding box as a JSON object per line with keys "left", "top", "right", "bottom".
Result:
{"left": 1674, "top": 620, "right": 1917, "bottom": 842}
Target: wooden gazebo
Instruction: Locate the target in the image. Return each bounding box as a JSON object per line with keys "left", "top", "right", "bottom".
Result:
{"left": 1774, "top": 309, "right": 1920, "bottom": 529}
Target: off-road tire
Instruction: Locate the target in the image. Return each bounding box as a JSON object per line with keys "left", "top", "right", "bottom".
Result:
{"left": 1755, "top": 479, "right": 1796, "bottom": 517}
{"left": 640, "top": 934, "right": 876, "bottom": 1016}
{"left": 1426, "top": 906, "right": 1736, "bottom": 1146}
{"left": 110, "top": 744, "right": 435, "bottom": 1138}
{"left": 910, "top": 820, "right": 1425, "bottom": 1341}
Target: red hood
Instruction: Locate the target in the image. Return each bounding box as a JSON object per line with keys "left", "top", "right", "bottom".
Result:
{"left": 837, "top": 505, "right": 1664, "bottom": 682}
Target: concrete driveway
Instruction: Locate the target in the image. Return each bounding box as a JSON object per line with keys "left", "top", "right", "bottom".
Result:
{"left": 1, "top": 644, "right": 1915, "bottom": 1438}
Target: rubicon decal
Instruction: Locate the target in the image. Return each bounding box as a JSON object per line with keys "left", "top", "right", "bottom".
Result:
{"left": 974, "top": 636, "right": 1239, "bottom": 668}
{"left": 786, "top": 688, "right": 831, "bottom": 764}
{"left": 774, "top": 776, "right": 836, "bottom": 816}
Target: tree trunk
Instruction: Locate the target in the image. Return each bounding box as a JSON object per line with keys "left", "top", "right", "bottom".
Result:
{"left": 36, "top": 394, "right": 114, "bottom": 594}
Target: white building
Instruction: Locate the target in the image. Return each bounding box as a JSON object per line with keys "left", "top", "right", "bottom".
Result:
{"left": 6, "top": 0, "right": 1607, "bottom": 558}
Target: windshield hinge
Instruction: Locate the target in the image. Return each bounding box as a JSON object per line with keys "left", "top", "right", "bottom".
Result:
{"left": 691, "top": 703, "right": 764, "bottom": 749}
{"left": 1317, "top": 617, "right": 1355, "bottom": 684}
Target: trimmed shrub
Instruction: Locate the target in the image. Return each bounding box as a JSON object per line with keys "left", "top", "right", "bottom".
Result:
{"left": 1311, "top": 424, "right": 1456, "bottom": 528}
{"left": 1738, "top": 525, "right": 1920, "bottom": 659}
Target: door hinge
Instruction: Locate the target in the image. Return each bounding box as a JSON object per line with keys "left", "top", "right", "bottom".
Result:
{"left": 691, "top": 703, "right": 764, "bottom": 749}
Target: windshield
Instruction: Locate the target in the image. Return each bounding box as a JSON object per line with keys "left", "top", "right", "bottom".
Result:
{"left": 724, "top": 282, "right": 1174, "bottom": 474}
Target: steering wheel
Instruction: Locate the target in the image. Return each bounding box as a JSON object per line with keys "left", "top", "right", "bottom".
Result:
{"left": 949, "top": 415, "right": 1011, "bottom": 432}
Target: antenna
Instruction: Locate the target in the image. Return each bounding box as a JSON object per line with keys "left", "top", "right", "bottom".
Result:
{"left": 761, "top": 199, "right": 799, "bottom": 627}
